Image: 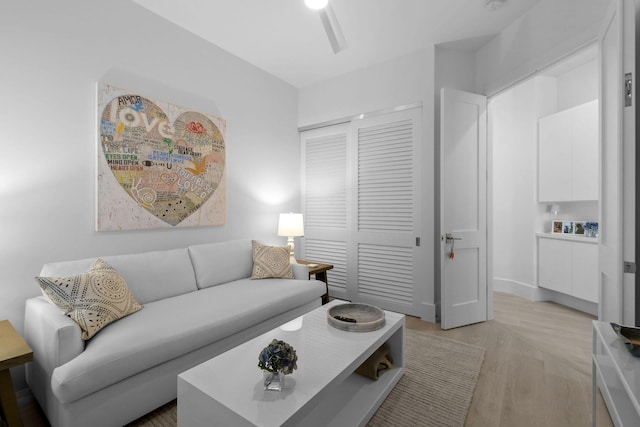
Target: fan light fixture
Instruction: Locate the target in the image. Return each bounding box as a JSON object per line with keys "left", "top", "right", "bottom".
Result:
{"left": 305, "top": 0, "right": 348, "bottom": 54}
{"left": 305, "top": 0, "right": 328, "bottom": 10}
{"left": 485, "top": 0, "right": 506, "bottom": 10}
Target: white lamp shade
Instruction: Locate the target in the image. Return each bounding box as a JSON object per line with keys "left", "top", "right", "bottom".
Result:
{"left": 278, "top": 213, "right": 304, "bottom": 237}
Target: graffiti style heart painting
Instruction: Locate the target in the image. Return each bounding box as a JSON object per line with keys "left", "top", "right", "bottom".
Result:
{"left": 97, "top": 83, "right": 226, "bottom": 230}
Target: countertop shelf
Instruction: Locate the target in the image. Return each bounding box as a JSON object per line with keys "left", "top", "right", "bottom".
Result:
{"left": 536, "top": 232, "right": 599, "bottom": 244}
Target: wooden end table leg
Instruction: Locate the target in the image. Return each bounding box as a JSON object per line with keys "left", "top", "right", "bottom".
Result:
{"left": 0, "top": 369, "right": 23, "bottom": 427}
{"left": 315, "top": 272, "right": 330, "bottom": 304}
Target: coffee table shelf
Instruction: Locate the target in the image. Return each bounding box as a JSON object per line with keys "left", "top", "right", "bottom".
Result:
{"left": 299, "top": 365, "right": 404, "bottom": 427}
{"left": 178, "top": 301, "right": 405, "bottom": 427}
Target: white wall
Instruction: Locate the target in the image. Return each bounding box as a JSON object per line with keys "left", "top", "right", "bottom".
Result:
{"left": 298, "top": 48, "right": 436, "bottom": 320}
{"left": 491, "top": 79, "right": 538, "bottom": 295}
{"left": 491, "top": 59, "right": 599, "bottom": 305}
{"left": 298, "top": 49, "right": 434, "bottom": 127}
{"left": 475, "top": 0, "right": 609, "bottom": 96}
{"left": 1, "top": 0, "right": 300, "bottom": 390}
{"left": 556, "top": 59, "right": 599, "bottom": 111}
{"left": 477, "top": 0, "right": 607, "bottom": 307}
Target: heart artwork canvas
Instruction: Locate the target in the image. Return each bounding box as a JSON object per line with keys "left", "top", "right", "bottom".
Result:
{"left": 97, "top": 83, "right": 226, "bottom": 230}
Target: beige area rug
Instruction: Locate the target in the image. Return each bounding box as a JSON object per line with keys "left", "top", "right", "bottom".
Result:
{"left": 127, "top": 330, "right": 485, "bottom": 427}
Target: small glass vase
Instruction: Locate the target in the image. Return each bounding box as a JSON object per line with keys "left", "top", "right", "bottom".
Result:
{"left": 263, "top": 371, "right": 285, "bottom": 391}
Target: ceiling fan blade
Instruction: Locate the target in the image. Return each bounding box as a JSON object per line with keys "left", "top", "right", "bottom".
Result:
{"left": 319, "top": 3, "right": 348, "bottom": 53}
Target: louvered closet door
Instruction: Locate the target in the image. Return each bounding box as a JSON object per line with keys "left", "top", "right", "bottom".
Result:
{"left": 301, "top": 108, "right": 423, "bottom": 315}
{"left": 350, "top": 108, "right": 422, "bottom": 316}
{"left": 301, "top": 124, "right": 350, "bottom": 300}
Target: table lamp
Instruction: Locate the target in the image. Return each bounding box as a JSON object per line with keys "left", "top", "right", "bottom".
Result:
{"left": 278, "top": 213, "right": 304, "bottom": 264}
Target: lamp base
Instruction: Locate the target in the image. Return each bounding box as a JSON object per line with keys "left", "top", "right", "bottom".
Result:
{"left": 287, "top": 237, "right": 298, "bottom": 264}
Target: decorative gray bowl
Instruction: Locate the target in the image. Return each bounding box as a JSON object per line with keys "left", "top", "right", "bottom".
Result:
{"left": 327, "top": 303, "right": 385, "bottom": 332}
{"left": 611, "top": 322, "right": 640, "bottom": 357}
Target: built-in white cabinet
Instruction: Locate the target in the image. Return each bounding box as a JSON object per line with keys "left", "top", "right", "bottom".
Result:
{"left": 538, "top": 100, "right": 598, "bottom": 202}
{"left": 537, "top": 235, "right": 598, "bottom": 303}
{"left": 538, "top": 238, "right": 572, "bottom": 295}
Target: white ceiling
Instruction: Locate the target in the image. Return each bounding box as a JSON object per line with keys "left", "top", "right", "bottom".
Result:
{"left": 133, "top": 0, "right": 543, "bottom": 88}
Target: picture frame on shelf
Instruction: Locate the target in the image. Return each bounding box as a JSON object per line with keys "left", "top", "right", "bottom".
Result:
{"left": 562, "top": 221, "right": 574, "bottom": 234}
{"left": 574, "top": 221, "right": 586, "bottom": 235}
{"left": 552, "top": 220, "right": 563, "bottom": 234}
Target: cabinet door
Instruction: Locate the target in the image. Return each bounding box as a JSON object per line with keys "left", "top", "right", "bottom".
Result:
{"left": 538, "top": 238, "right": 572, "bottom": 294}
{"left": 571, "top": 100, "right": 599, "bottom": 201}
{"left": 572, "top": 242, "right": 599, "bottom": 303}
{"left": 538, "top": 112, "right": 572, "bottom": 202}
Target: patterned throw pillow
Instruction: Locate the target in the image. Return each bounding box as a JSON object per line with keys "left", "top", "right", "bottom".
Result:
{"left": 36, "top": 258, "right": 143, "bottom": 340}
{"left": 251, "top": 240, "right": 293, "bottom": 279}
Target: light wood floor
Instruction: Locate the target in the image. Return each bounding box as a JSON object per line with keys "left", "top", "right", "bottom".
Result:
{"left": 19, "top": 292, "right": 613, "bottom": 426}
{"left": 406, "top": 292, "right": 613, "bottom": 427}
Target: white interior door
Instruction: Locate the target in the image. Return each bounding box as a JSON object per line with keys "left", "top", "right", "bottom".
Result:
{"left": 598, "top": 0, "right": 635, "bottom": 323}
{"left": 440, "top": 88, "right": 488, "bottom": 330}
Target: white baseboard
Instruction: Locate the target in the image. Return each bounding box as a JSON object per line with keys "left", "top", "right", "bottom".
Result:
{"left": 540, "top": 288, "right": 598, "bottom": 316}
{"left": 493, "top": 277, "right": 546, "bottom": 301}
{"left": 493, "top": 277, "right": 597, "bottom": 316}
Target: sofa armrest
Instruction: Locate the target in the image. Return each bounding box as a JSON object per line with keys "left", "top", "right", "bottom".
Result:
{"left": 292, "top": 263, "right": 309, "bottom": 280}
{"left": 24, "top": 297, "right": 84, "bottom": 375}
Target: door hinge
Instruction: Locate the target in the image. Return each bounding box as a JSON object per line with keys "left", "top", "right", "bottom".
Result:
{"left": 416, "top": 237, "right": 421, "bottom": 247}
{"left": 625, "top": 73, "right": 633, "bottom": 107}
{"left": 624, "top": 261, "right": 636, "bottom": 274}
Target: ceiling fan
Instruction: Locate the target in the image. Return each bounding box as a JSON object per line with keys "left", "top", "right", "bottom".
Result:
{"left": 305, "top": 0, "right": 348, "bottom": 54}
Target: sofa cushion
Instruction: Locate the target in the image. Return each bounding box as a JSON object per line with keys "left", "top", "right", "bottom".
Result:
{"left": 40, "top": 248, "right": 198, "bottom": 305}
{"left": 50, "top": 278, "right": 325, "bottom": 403}
{"left": 36, "top": 258, "right": 143, "bottom": 340}
{"left": 103, "top": 249, "right": 198, "bottom": 304}
{"left": 251, "top": 240, "right": 293, "bottom": 279}
{"left": 188, "top": 240, "right": 253, "bottom": 289}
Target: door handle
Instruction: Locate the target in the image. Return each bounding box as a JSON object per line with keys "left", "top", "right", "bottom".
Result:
{"left": 444, "top": 233, "right": 462, "bottom": 242}
{"left": 444, "top": 233, "right": 461, "bottom": 260}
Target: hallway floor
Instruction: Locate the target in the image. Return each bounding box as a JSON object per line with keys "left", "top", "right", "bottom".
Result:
{"left": 407, "top": 291, "right": 613, "bottom": 426}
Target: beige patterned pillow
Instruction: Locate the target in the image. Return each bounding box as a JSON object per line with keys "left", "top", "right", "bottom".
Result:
{"left": 251, "top": 240, "right": 293, "bottom": 279}
{"left": 36, "top": 258, "right": 143, "bottom": 340}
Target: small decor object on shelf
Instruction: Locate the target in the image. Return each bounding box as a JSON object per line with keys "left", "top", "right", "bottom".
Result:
{"left": 584, "top": 221, "right": 599, "bottom": 238}
{"left": 258, "top": 339, "right": 298, "bottom": 391}
{"left": 552, "top": 220, "right": 563, "bottom": 234}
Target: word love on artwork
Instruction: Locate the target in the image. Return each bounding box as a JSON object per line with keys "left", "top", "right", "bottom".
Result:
{"left": 105, "top": 98, "right": 176, "bottom": 139}
{"left": 96, "top": 83, "right": 227, "bottom": 231}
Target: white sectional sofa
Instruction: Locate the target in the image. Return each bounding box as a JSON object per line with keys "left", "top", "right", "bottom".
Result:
{"left": 24, "top": 239, "right": 325, "bottom": 427}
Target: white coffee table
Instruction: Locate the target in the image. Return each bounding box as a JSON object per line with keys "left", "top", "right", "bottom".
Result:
{"left": 177, "top": 300, "right": 405, "bottom": 427}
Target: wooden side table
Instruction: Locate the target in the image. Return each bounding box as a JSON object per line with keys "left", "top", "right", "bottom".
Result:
{"left": 0, "top": 320, "right": 33, "bottom": 427}
{"left": 297, "top": 260, "right": 334, "bottom": 304}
